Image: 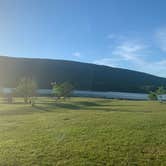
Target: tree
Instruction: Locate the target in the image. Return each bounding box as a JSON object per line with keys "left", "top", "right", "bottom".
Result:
{"left": 16, "top": 77, "right": 37, "bottom": 104}
{"left": 148, "top": 86, "right": 166, "bottom": 101}
{"left": 156, "top": 86, "right": 166, "bottom": 95}
{"left": 0, "top": 87, "right": 2, "bottom": 97}
{"left": 148, "top": 91, "right": 157, "bottom": 100}
{"left": 52, "top": 82, "right": 73, "bottom": 100}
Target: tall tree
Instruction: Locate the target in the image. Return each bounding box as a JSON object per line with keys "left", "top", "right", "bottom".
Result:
{"left": 148, "top": 91, "right": 157, "bottom": 100}
{"left": 52, "top": 82, "right": 73, "bottom": 100}
{"left": 16, "top": 77, "right": 37, "bottom": 104}
{"left": 156, "top": 86, "right": 166, "bottom": 95}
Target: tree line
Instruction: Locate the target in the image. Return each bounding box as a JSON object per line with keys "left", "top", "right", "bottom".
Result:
{"left": 0, "top": 77, "right": 166, "bottom": 104}
{"left": 0, "top": 77, "right": 74, "bottom": 105}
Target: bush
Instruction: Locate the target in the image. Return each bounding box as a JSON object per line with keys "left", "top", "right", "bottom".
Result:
{"left": 148, "top": 91, "right": 157, "bottom": 100}
{"left": 156, "top": 86, "right": 166, "bottom": 95}
{"left": 52, "top": 82, "right": 74, "bottom": 100}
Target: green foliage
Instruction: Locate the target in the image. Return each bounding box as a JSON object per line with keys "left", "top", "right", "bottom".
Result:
{"left": 156, "top": 86, "right": 166, "bottom": 95}
{"left": 148, "top": 91, "right": 157, "bottom": 100}
{"left": 53, "top": 82, "right": 73, "bottom": 99}
{"left": 148, "top": 86, "right": 166, "bottom": 101}
{"left": 16, "top": 77, "right": 37, "bottom": 104}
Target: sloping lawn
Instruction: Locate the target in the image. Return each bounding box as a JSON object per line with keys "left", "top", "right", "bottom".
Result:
{"left": 0, "top": 97, "right": 166, "bottom": 165}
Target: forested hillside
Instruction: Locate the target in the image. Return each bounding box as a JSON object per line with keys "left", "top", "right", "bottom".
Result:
{"left": 0, "top": 56, "right": 166, "bottom": 92}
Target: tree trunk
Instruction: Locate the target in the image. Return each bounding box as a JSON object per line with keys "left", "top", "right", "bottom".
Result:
{"left": 24, "top": 97, "right": 28, "bottom": 104}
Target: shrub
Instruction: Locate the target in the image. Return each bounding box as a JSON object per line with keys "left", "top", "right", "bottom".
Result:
{"left": 148, "top": 91, "right": 157, "bottom": 100}
{"left": 52, "top": 82, "right": 73, "bottom": 100}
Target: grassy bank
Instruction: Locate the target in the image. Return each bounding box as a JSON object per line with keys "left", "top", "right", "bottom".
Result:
{"left": 0, "top": 97, "right": 166, "bottom": 165}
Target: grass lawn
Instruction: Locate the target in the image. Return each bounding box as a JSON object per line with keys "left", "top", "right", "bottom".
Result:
{"left": 1, "top": 97, "right": 166, "bottom": 165}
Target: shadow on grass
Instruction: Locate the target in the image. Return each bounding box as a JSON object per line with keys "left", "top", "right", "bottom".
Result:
{"left": 1, "top": 98, "right": 152, "bottom": 114}
{"left": 94, "top": 107, "right": 152, "bottom": 113}
{"left": 73, "top": 100, "right": 138, "bottom": 107}
{"left": 73, "top": 101, "right": 102, "bottom": 107}
{"left": 32, "top": 100, "right": 151, "bottom": 114}
{"left": 34, "top": 102, "right": 82, "bottom": 112}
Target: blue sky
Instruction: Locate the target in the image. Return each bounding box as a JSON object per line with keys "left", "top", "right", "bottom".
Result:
{"left": 0, "top": 0, "right": 166, "bottom": 77}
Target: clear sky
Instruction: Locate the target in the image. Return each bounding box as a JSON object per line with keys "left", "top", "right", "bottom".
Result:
{"left": 0, "top": 0, "right": 166, "bottom": 77}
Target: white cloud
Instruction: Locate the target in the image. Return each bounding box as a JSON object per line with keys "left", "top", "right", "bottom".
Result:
{"left": 94, "top": 38, "right": 166, "bottom": 77}
{"left": 156, "top": 27, "right": 166, "bottom": 52}
{"left": 94, "top": 58, "right": 121, "bottom": 67}
{"left": 72, "top": 52, "right": 81, "bottom": 57}
{"left": 140, "top": 60, "right": 166, "bottom": 77}
{"left": 112, "top": 41, "right": 146, "bottom": 65}
{"left": 94, "top": 41, "right": 146, "bottom": 67}
{"left": 94, "top": 30, "right": 166, "bottom": 77}
{"left": 94, "top": 57, "right": 166, "bottom": 77}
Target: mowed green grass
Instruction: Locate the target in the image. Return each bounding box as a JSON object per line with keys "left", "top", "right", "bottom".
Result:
{"left": 1, "top": 97, "right": 166, "bottom": 166}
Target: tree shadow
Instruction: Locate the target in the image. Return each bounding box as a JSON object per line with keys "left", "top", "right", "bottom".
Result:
{"left": 51, "top": 102, "right": 81, "bottom": 110}
{"left": 74, "top": 100, "right": 138, "bottom": 107}
{"left": 74, "top": 101, "right": 102, "bottom": 107}
{"left": 0, "top": 97, "right": 153, "bottom": 115}
{"left": 107, "top": 104, "right": 138, "bottom": 107}
{"left": 33, "top": 105, "right": 52, "bottom": 112}
{"left": 95, "top": 107, "right": 152, "bottom": 113}
{"left": 34, "top": 102, "right": 82, "bottom": 112}
{"left": 33, "top": 101, "right": 147, "bottom": 114}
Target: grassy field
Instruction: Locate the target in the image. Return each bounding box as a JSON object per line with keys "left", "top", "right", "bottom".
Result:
{"left": 0, "top": 97, "right": 166, "bottom": 166}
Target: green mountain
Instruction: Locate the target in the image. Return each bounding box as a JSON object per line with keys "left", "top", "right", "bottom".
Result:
{"left": 0, "top": 56, "right": 166, "bottom": 93}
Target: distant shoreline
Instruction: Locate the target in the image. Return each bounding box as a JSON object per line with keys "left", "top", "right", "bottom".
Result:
{"left": 2, "top": 88, "right": 149, "bottom": 100}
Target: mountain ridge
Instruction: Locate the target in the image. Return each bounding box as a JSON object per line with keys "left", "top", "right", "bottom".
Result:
{"left": 0, "top": 56, "right": 166, "bottom": 93}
